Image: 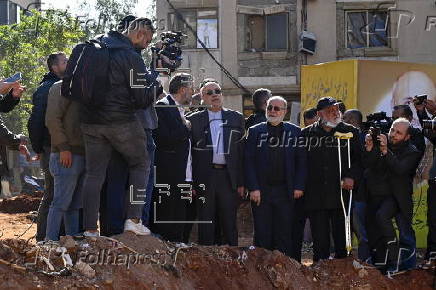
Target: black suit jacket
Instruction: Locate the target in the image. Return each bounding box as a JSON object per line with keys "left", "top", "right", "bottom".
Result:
{"left": 188, "top": 108, "right": 245, "bottom": 191}
{"left": 153, "top": 95, "right": 190, "bottom": 185}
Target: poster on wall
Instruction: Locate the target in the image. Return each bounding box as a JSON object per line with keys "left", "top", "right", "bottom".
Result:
{"left": 197, "top": 18, "right": 218, "bottom": 49}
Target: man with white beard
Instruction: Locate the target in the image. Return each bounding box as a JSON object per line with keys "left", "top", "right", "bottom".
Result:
{"left": 301, "top": 97, "right": 362, "bottom": 262}
{"left": 245, "top": 96, "right": 307, "bottom": 256}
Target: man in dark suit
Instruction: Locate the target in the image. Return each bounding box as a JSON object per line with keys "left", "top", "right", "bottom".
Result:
{"left": 188, "top": 81, "right": 245, "bottom": 246}
{"left": 245, "top": 96, "right": 307, "bottom": 256}
{"left": 151, "top": 73, "right": 194, "bottom": 242}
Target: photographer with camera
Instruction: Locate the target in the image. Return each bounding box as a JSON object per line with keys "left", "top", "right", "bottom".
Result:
{"left": 364, "top": 118, "right": 421, "bottom": 275}
{"left": 412, "top": 96, "right": 436, "bottom": 268}
{"left": 392, "top": 104, "right": 425, "bottom": 157}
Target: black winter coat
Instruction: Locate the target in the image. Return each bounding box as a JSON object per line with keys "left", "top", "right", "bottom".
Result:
{"left": 301, "top": 121, "right": 363, "bottom": 211}
{"left": 81, "top": 31, "right": 157, "bottom": 125}
{"left": 28, "top": 71, "right": 59, "bottom": 153}
{"left": 363, "top": 141, "right": 421, "bottom": 217}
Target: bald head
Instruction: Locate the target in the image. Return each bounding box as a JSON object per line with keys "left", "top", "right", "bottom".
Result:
{"left": 388, "top": 117, "right": 411, "bottom": 145}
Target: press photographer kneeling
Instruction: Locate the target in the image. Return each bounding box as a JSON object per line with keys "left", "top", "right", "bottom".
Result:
{"left": 363, "top": 118, "right": 421, "bottom": 275}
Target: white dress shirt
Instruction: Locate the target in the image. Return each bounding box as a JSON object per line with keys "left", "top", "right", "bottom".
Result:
{"left": 207, "top": 109, "right": 226, "bottom": 165}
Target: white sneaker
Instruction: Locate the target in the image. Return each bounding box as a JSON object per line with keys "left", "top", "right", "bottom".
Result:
{"left": 83, "top": 231, "right": 100, "bottom": 237}
{"left": 124, "top": 219, "right": 150, "bottom": 235}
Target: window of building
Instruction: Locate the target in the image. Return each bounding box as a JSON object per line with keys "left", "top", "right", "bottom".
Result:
{"left": 168, "top": 9, "right": 218, "bottom": 49}
{"left": 8, "top": 1, "right": 17, "bottom": 24}
{"left": 0, "top": 0, "right": 8, "bottom": 25}
{"left": 0, "top": 0, "right": 19, "bottom": 25}
{"left": 346, "top": 10, "right": 389, "bottom": 49}
{"left": 246, "top": 13, "right": 289, "bottom": 52}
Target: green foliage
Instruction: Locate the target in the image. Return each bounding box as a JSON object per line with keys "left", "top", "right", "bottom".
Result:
{"left": 0, "top": 10, "right": 84, "bottom": 135}
{"left": 78, "top": 0, "right": 136, "bottom": 38}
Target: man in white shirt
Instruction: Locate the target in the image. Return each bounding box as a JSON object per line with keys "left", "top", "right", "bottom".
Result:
{"left": 188, "top": 81, "right": 245, "bottom": 246}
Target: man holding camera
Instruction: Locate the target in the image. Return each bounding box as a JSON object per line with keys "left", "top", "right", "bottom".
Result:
{"left": 413, "top": 98, "right": 436, "bottom": 267}
{"left": 364, "top": 118, "right": 421, "bottom": 274}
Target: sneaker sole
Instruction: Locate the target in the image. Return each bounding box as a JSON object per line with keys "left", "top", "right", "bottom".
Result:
{"left": 124, "top": 229, "right": 150, "bottom": 236}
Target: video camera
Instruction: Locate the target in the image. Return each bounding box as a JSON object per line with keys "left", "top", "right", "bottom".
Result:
{"left": 363, "top": 111, "right": 393, "bottom": 146}
{"left": 151, "top": 31, "right": 187, "bottom": 73}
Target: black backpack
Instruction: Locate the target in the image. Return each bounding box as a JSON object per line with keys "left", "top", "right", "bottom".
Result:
{"left": 61, "top": 39, "right": 110, "bottom": 107}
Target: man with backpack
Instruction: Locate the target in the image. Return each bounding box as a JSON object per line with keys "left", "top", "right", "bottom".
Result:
{"left": 64, "top": 18, "right": 161, "bottom": 236}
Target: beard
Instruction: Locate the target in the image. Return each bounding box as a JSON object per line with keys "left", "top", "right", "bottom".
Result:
{"left": 322, "top": 117, "right": 341, "bottom": 128}
{"left": 267, "top": 115, "right": 284, "bottom": 124}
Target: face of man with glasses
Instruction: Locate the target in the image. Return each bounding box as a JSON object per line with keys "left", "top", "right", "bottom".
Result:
{"left": 201, "top": 82, "right": 223, "bottom": 111}
{"left": 266, "top": 99, "right": 287, "bottom": 124}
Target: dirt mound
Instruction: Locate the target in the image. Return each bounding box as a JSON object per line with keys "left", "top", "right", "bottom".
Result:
{"left": 0, "top": 194, "right": 41, "bottom": 214}
{"left": 0, "top": 233, "right": 434, "bottom": 289}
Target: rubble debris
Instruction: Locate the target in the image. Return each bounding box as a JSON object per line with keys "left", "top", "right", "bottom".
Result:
{"left": 0, "top": 194, "right": 41, "bottom": 214}
{"left": 0, "top": 234, "right": 434, "bottom": 289}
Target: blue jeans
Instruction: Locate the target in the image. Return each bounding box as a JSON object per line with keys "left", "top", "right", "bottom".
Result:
{"left": 46, "top": 153, "right": 85, "bottom": 241}
{"left": 142, "top": 130, "right": 156, "bottom": 226}
{"left": 353, "top": 201, "right": 371, "bottom": 262}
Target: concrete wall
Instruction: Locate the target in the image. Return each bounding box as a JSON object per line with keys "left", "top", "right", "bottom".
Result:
{"left": 12, "top": 0, "right": 39, "bottom": 10}
{"left": 305, "top": 0, "right": 436, "bottom": 65}
{"left": 396, "top": 0, "right": 436, "bottom": 64}
{"left": 306, "top": 0, "right": 337, "bottom": 65}
{"left": 157, "top": 0, "right": 243, "bottom": 112}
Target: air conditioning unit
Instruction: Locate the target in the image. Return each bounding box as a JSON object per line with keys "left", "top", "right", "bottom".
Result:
{"left": 299, "top": 31, "right": 317, "bottom": 55}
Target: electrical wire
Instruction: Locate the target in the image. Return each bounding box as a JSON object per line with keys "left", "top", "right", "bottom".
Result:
{"left": 164, "top": 0, "right": 251, "bottom": 95}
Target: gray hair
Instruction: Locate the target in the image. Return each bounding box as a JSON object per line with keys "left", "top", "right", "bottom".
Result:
{"left": 267, "top": 96, "right": 287, "bottom": 108}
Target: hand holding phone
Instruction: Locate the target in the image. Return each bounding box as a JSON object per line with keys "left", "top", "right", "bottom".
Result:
{"left": 0, "top": 73, "right": 22, "bottom": 95}
{"left": 3, "top": 72, "right": 22, "bottom": 83}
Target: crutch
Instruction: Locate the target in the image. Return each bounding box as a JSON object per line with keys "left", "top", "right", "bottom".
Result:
{"left": 334, "top": 131, "right": 354, "bottom": 255}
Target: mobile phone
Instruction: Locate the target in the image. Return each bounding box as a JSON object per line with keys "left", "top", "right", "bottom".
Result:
{"left": 3, "top": 72, "right": 22, "bottom": 83}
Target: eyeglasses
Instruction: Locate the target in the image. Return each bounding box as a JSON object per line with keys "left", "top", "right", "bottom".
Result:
{"left": 267, "top": 105, "right": 286, "bottom": 112}
{"left": 206, "top": 89, "right": 222, "bottom": 95}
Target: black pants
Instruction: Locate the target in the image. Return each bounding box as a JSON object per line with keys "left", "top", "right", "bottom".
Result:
{"left": 36, "top": 146, "right": 55, "bottom": 241}
{"left": 367, "top": 196, "right": 399, "bottom": 270}
{"left": 81, "top": 121, "right": 149, "bottom": 231}
{"left": 198, "top": 168, "right": 238, "bottom": 246}
{"left": 427, "top": 181, "right": 436, "bottom": 260}
{"left": 290, "top": 198, "right": 306, "bottom": 262}
{"left": 151, "top": 181, "right": 187, "bottom": 242}
{"left": 308, "top": 209, "right": 347, "bottom": 262}
{"left": 183, "top": 197, "right": 196, "bottom": 243}
{"left": 251, "top": 184, "right": 293, "bottom": 256}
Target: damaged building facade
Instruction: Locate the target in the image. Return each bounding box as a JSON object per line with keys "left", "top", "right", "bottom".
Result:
{"left": 156, "top": 0, "right": 436, "bottom": 118}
